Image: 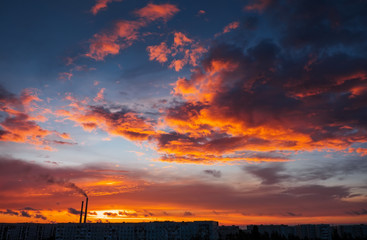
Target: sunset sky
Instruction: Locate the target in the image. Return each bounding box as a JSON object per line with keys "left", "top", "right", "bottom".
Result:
{"left": 1, "top": 0, "right": 367, "bottom": 226}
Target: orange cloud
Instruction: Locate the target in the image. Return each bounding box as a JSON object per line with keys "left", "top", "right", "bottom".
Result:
{"left": 350, "top": 147, "right": 367, "bottom": 156}
{"left": 223, "top": 21, "right": 240, "bottom": 33}
{"left": 134, "top": 3, "right": 179, "bottom": 22}
{"left": 56, "top": 93, "right": 156, "bottom": 141}
{"left": 86, "top": 4, "right": 179, "bottom": 61}
{"left": 169, "top": 59, "right": 186, "bottom": 72}
{"left": 86, "top": 34, "right": 121, "bottom": 61}
{"left": 0, "top": 87, "right": 73, "bottom": 150}
{"left": 147, "top": 42, "right": 171, "bottom": 63}
{"left": 90, "top": 0, "right": 121, "bottom": 15}
{"left": 173, "top": 32, "right": 193, "bottom": 46}
{"left": 146, "top": 32, "right": 207, "bottom": 72}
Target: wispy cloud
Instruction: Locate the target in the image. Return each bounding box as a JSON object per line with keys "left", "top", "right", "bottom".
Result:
{"left": 90, "top": 0, "right": 122, "bottom": 15}
{"left": 86, "top": 3, "right": 179, "bottom": 61}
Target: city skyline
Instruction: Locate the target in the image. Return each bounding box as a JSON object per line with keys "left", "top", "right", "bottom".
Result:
{"left": 0, "top": 0, "right": 367, "bottom": 225}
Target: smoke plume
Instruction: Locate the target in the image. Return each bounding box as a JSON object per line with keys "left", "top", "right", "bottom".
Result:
{"left": 41, "top": 174, "right": 88, "bottom": 197}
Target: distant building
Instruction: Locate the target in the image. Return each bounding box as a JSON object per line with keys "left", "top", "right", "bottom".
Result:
{"left": 55, "top": 221, "right": 219, "bottom": 240}
{"left": 247, "top": 224, "right": 332, "bottom": 240}
{"left": 218, "top": 225, "right": 240, "bottom": 239}
{"left": 0, "top": 223, "right": 55, "bottom": 240}
{"left": 336, "top": 224, "right": 367, "bottom": 239}
{"left": 295, "top": 224, "right": 331, "bottom": 240}
{"left": 247, "top": 225, "right": 296, "bottom": 238}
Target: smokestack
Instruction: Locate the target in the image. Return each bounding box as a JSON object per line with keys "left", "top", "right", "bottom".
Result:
{"left": 84, "top": 197, "right": 88, "bottom": 223}
{"left": 79, "top": 201, "right": 84, "bottom": 223}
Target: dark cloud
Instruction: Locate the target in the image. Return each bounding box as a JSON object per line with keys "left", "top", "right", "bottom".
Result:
{"left": 203, "top": 170, "right": 222, "bottom": 178}
{"left": 183, "top": 211, "right": 193, "bottom": 216}
{"left": 68, "top": 208, "right": 81, "bottom": 215}
{"left": 285, "top": 212, "right": 301, "bottom": 217}
{"left": 244, "top": 163, "right": 290, "bottom": 185}
{"left": 163, "top": 0, "right": 367, "bottom": 163}
{"left": 20, "top": 210, "right": 31, "bottom": 218}
{"left": 118, "top": 211, "right": 138, "bottom": 217}
{"left": 103, "top": 212, "right": 118, "bottom": 217}
{"left": 347, "top": 209, "right": 367, "bottom": 216}
{"left": 22, "top": 207, "right": 37, "bottom": 210}
{"left": 273, "top": 0, "right": 367, "bottom": 50}
{"left": 0, "top": 209, "right": 19, "bottom": 216}
{"left": 34, "top": 214, "right": 47, "bottom": 220}
{"left": 244, "top": 156, "right": 367, "bottom": 185}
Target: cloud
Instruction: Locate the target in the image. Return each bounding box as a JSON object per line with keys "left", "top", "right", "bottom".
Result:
{"left": 34, "top": 214, "right": 47, "bottom": 220}
{"left": 104, "top": 212, "right": 118, "bottom": 217}
{"left": 0, "top": 156, "right": 366, "bottom": 222}
{"left": 146, "top": 32, "right": 207, "bottom": 72}
{"left": 197, "top": 10, "right": 206, "bottom": 15}
{"left": 244, "top": 163, "right": 290, "bottom": 185}
{"left": 223, "top": 21, "right": 240, "bottom": 33}
{"left": 0, "top": 156, "right": 92, "bottom": 200}
{"left": 0, "top": 86, "right": 73, "bottom": 150}
{"left": 0, "top": 209, "right": 19, "bottom": 216}
{"left": 90, "top": 0, "right": 121, "bottom": 15}
{"left": 162, "top": 22, "right": 367, "bottom": 162}
{"left": 183, "top": 211, "right": 193, "bottom": 216}
{"left": 68, "top": 208, "right": 81, "bottom": 215}
{"left": 86, "top": 33, "right": 121, "bottom": 61}
{"left": 203, "top": 170, "right": 222, "bottom": 178}
{"left": 347, "top": 209, "right": 367, "bottom": 216}
{"left": 147, "top": 42, "right": 171, "bottom": 63}
{"left": 86, "top": 3, "right": 179, "bottom": 60}
{"left": 244, "top": 0, "right": 273, "bottom": 12}
{"left": 58, "top": 1, "right": 367, "bottom": 165}
{"left": 21, "top": 210, "right": 31, "bottom": 218}
{"left": 134, "top": 3, "right": 179, "bottom": 22}
{"left": 22, "top": 207, "right": 37, "bottom": 211}
{"left": 93, "top": 88, "right": 105, "bottom": 103}
{"left": 56, "top": 95, "right": 156, "bottom": 141}
{"left": 58, "top": 72, "right": 73, "bottom": 81}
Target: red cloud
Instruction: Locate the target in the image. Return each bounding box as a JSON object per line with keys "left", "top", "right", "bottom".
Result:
{"left": 86, "top": 34, "right": 121, "bottom": 61}
{"left": 173, "top": 32, "right": 193, "bottom": 47}
{"left": 90, "top": 0, "right": 121, "bottom": 15}
{"left": 223, "top": 21, "right": 240, "bottom": 33}
{"left": 134, "top": 3, "right": 179, "bottom": 22}
{"left": 245, "top": 0, "right": 272, "bottom": 12}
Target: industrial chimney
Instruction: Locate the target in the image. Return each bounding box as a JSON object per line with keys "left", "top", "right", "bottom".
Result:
{"left": 83, "top": 197, "right": 88, "bottom": 223}
{"left": 79, "top": 201, "right": 84, "bottom": 223}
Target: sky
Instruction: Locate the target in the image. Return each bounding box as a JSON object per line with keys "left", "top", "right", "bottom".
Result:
{"left": 0, "top": 0, "right": 367, "bottom": 225}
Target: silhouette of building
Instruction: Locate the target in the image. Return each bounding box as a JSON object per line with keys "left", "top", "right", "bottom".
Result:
{"left": 0, "top": 223, "right": 55, "bottom": 240}
{"left": 55, "top": 221, "right": 218, "bottom": 240}
{"left": 247, "top": 224, "right": 332, "bottom": 240}
{"left": 336, "top": 224, "right": 367, "bottom": 239}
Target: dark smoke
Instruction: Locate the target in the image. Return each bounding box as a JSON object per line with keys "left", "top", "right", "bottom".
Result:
{"left": 40, "top": 174, "right": 88, "bottom": 197}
